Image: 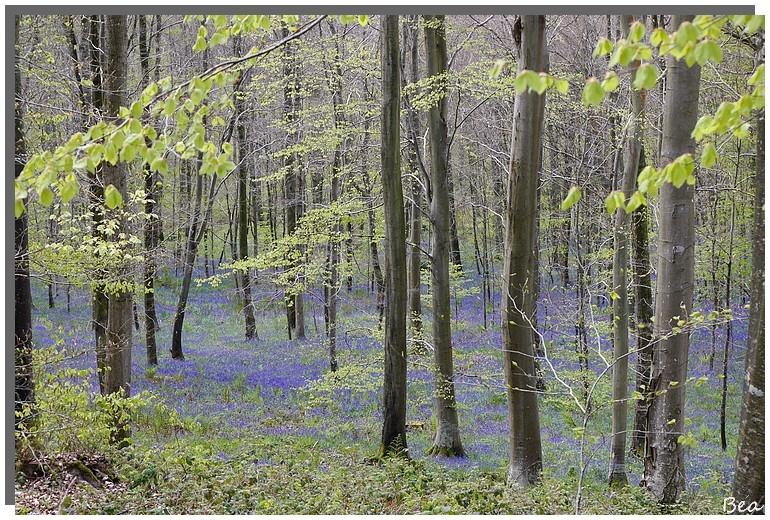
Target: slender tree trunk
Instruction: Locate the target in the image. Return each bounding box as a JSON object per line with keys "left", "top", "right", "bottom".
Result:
{"left": 139, "top": 14, "right": 159, "bottom": 366}
{"left": 609, "top": 14, "right": 644, "bottom": 487}
{"left": 14, "top": 14, "right": 35, "bottom": 443}
{"left": 102, "top": 14, "right": 132, "bottom": 447}
{"left": 379, "top": 14, "right": 408, "bottom": 458}
{"left": 424, "top": 14, "right": 465, "bottom": 458}
{"left": 233, "top": 37, "right": 257, "bottom": 341}
{"left": 731, "top": 49, "right": 764, "bottom": 505}
{"left": 86, "top": 15, "right": 109, "bottom": 394}
{"left": 402, "top": 15, "right": 424, "bottom": 336}
{"left": 282, "top": 25, "right": 305, "bottom": 339}
{"left": 501, "top": 15, "right": 546, "bottom": 488}
{"left": 325, "top": 19, "right": 347, "bottom": 371}
{"left": 720, "top": 150, "right": 740, "bottom": 451}
{"left": 631, "top": 149, "right": 654, "bottom": 457}
{"left": 643, "top": 15, "right": 700, "bottom": 503}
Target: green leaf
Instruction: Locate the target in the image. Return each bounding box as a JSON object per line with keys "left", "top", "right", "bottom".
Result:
{"left": 490, "top": 59, "right": 506, "bottom": 80}
{"left": 151, "top": 157, "right": 168, "bottom": 175}
{"left": 191, "top": 88, "right": 204, "bottom": 106}
{"left": 39, "top": 186, "right": 54, "bottom": 207}
{"left": 582, "top": 77, "right": 605, "bottom": 106}
{"left": 129, "top": 118, "right": 143, "bottom": 135}
{"left": 601, "top": 71, "right": 619, "bottom": 92}
{"left": 625, "top": 191, "right": 646, "bottom": 213}
{"left": 700, "top": 142, "right": 717, "bottom": 168}
{"left": 210, "top": 29, "right": 229, "bottom": 47}
{"left": 162, "top": 97, "right": 177, "bottom": 117}
{"left": 258, "top": 15, "right": 271, "bottom": 30}
{"left": 633, "top": 63, "right": 658, "bottom": 91}
{"left": 80, "top": 78, "right": 94, "bottom": 87}
{"left": 514, "top": 69, "right": 539, "bottom": 94}
{"left": 670, "top": 159, "right": 688, "bottom": 188}
{"left": 339, "top": 15, "right": 357, "bottom": 25}
{"left": 605, "top": 190, "right": 626, "bottom": 213}
{"left": 694, "top": 40, "right": 723, "bottom": 66}
{"left": 15, "top": 199, "right": 25, "bottom": 218}
{"left": 554, "top": 79, "right": 569, "bottom": 95}
{"left": 193, "top": 35, "right": 207, "bottom": 52}
{"left": 593, "top": 37, "right": 613, "bottom": 58}
{"left": 650, "top": 27, "right": 669, "bottom": 48}
{"left": 675, "top": 21, "right": 699, "bottom": 47}
{"left": 561, "top": 186, "right": 581, "bottom": 211}
{"left": 131, "top": 101, "right": 143, "bottom": 119}
{"left": 212, "top": 14, "right": 228, "bottom": 29}
{"left": 104, "top": 184, "right": 123, "bottom": 209}
{"left": 60, "top": 176, "right": 79, "bottom": 204}
{"left": 358, "top": 15, "right": 369, "bottom": 26}
{"left": 628, "top": 21, "right": 645, "bottom": 43}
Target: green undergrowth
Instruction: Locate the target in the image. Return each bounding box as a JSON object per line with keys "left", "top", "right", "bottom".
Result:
{"left": 37, "top": 433, "right": 720, "bottom": 515}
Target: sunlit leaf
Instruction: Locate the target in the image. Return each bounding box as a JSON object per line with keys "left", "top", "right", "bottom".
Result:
{"left": 561, "top": 185, "right": 582, "bottom": 211}
{"left": 105, "top": 184, "right": 123, "bottom": 209}
{"left": 582, "top": 77, "right": 605, "bottom": 106}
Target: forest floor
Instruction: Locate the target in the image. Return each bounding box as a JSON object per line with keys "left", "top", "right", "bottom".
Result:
{"left": 14, "top": 271, "right": 744, "bottom": 514}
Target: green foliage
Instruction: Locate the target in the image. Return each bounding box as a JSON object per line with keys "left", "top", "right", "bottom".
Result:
{"left": 15, "top": 325, "right": 166, "bottom": 455}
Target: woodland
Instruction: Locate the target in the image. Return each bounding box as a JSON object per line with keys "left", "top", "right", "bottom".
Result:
{"left": 12, "top": 11, "right": 765, "bottom": 515}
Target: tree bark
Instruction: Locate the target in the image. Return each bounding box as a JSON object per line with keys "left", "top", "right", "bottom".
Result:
{"left": 643, "top": 14, "right": 700, "bottom": 503}
{"left": 14, "top": 14, "right": 36, "bottom": 442}
{"left": 282, "top": 24, "right": 305, "bottom": 339}
{"left": 102, "top": 14, "right": 132, "bottom": 447}
{"left": 234, "top": 36, "right": 257, "bottom": 341}
{"left": 501, "top": 14, "right": 546, "bottom": 488}
{"left": 424, "top": 14, "right": 465, "bottom": 458}
{"left": 631, "top": 150, "right": 654, "bottom": 457}
{"left": 731, "top": 51, "right": 764, "bottom": 507}
{"left": 402, "top": 15, "right": 424, "bottom": 336}
{"left": 139, "top": 14, "right": 160, "bottom": 366}
{"left": 379, "top": 14, "right": 408, "bottom": 458}
{"left": 609, "top": 14, "right": 644, "bottom": 487}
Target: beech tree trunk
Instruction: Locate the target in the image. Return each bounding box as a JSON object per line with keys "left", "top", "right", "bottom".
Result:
{"left": 731, "top": 48, "right": 764, "bottom": 507}
{"left": 234, "top": 35, "right": 257, "bottom": 341}
{"left": 501, "top": 14, "right": 546, "bottom": 488}
{"left": 609, "top": 14, "right": 644, "bottom": 487}
{"left": 424, "top": 14, "right": 465, "bottom": 458}
{"left": 102, "top": 14, "right": 132, "bottom": 447}
{"left": 402, "top": 15, "right": 424, "bottom": 335}
{"left": 631, "top": 150, "right": 654, "bottom": 457}
{"left": 139, "top": 14, "right": 160, "bottom": 366}
{"left": 643, "top": 14, "right": 700, "bottom": 503}
{"left": 14, "top": 14, "right": 35, "bottom": 441}
{"left": 379, "top": 14, "right": 408, "bottom": 457}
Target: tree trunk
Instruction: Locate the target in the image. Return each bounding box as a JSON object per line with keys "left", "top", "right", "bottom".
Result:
{"left": 139, "top": 14, "right": 159, "bottom": 366}
{"left": 378, "top": 14, "right": 408, "bottom": 458}
{"left": 14, "top": 14, "right": 35, "bottom": 442}
{"left": 643, "top": 15, "right": 700, "bottom": 503}
{"left": 631, "top": 149, "right": 654, "bottom": 457}
{"left": 282, "top": 24, "right": 305, "bottom": 339}
{"left": 86, "top": 14, "right": 109, "bottom": 394}
{"left": 424, "top": 14, "right": 465, "bottom": 458}
{"left": 234, "top": 36, "right": 257, "bottom": 341}
{"left": 731, "top": 57, "right": 764, "bottom": 507}
{"left": 402, "top": 15, "right": 424, "bottom": 336}
{"left": 326, "top": 19, "right": 347, "bottom": 371}
{"left": 609, "top": 14, "right": 644, "bottom": 487}
{"left": 501, "top": 14, "right": 546, "bottom": 488}
{"left": 102, "top": 14, "right": 132, "bottom": 447}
